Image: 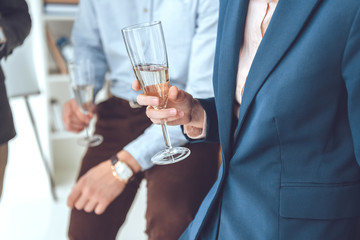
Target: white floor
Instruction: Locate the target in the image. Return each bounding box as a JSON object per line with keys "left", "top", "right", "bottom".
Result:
{"left": 0, "top": 97, "right": 147, "bottom": 240}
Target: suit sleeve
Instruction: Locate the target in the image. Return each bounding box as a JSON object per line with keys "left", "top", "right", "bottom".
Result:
{"left": 0, "top": 0, "right": 31, "bottom": 58}
{"left": 342, "top": 6, "right": 360, "bottom": 166}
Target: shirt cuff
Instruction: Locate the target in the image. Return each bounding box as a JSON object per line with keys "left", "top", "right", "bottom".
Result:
{"left": 183, "top": 111, "right": 207, "bottom": 139}
{"left": 124, "top": 144, "right": 154, "bottom": 170}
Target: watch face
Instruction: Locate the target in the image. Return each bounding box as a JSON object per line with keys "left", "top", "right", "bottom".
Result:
{"left": 111, "top": 156, "right": 134, "bottom": 182}
{"left": 115, "top": 162, "right": 133, "bottom": 181}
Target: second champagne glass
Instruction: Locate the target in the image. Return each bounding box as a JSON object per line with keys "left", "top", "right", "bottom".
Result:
{"left": 68, "top": 60, "right": 103, "bottom": 147}
{"left": 122, "top": 21, "right": 191, "bottom": 165}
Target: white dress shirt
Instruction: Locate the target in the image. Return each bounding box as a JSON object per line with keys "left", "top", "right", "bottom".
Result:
{"left": 235, "top": 0, "right": 278, "bottom": 109}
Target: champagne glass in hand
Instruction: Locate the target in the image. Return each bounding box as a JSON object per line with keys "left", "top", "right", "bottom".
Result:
{"left": 68, "top": 60, "right": 103, "bottom": 147}
{"left": 122, "top": 21, "right": 190, "bottom": 165}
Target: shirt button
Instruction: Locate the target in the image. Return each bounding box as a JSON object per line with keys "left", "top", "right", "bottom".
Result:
{"left": 143, "top": 8, "right": 148, "bottom": 13}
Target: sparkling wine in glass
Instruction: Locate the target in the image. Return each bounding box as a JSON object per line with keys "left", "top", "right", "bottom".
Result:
{"left": 68, "top": 60, "right": 103, "bottom": 147}
{"left": 122, "top": 21, "right": 191, "bottom": 165}
{"left": 133, "top": 64, "right": 170, "bottom": 109}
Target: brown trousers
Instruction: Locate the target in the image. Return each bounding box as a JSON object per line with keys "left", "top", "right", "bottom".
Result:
{"left": 0, "top": 143, "right": 8, "bottom": 199}
{"left": 68, "top": 97, "right": 220, "bottom": 240}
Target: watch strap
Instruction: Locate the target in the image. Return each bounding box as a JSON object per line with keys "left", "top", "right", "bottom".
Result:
{"left": 111, "top": 155, "right": 119, "bottom": 166}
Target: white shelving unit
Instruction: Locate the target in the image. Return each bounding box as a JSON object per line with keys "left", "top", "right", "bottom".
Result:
{"left": 41, "top": 6, "right": 87, "bottom": 186}
{"left": 43, "top": 14, "right": 76, "bottom": 22}
{"left": 40, "top": 3, "right": 110, "bottom": 188}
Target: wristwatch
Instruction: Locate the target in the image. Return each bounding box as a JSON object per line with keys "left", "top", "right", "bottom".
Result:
{"left": 110, "top": 155, "right": 134, "bottom": 183}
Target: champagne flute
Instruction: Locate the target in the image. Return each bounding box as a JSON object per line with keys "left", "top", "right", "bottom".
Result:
{"left": 122, "top": 21, "right": 191, "bottom": 165}
{"left": 68, "top": 60, "right": 103, "bottom": 147}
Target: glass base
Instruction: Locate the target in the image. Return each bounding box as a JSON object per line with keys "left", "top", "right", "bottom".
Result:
{"left": 151, "top": 147, "right": 191, "bottom": 165}
{"left": 77, "top": 134, "right": 103, "bottom": 147}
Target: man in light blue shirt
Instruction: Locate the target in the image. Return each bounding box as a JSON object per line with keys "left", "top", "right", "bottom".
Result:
{"left": 62, "top": 0, "right": 219, "bottom": 239}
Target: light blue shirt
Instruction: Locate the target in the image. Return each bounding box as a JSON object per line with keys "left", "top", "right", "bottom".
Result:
{"left": 72, "top": 0, "right": 219, "bottom": 169}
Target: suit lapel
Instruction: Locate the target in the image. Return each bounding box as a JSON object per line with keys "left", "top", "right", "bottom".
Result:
{"left": 188, "top": 1, "right": 249, "bottom": 236}
{"left": 233, "top": 0, "right": 321, "bottom": 141}
{"left": 215, "top": 0, "right": 248, "bottom": 160}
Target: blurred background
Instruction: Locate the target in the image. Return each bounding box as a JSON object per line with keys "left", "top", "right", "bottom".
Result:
{"left": 0, "top": 0, "right": 147, "bottom": 239}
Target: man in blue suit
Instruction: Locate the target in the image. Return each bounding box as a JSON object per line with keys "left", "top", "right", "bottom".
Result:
{"left": 135, "top": 0, "right": 360, "bottom": 239}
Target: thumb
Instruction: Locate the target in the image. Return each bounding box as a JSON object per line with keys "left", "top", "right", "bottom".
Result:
{"left": 132, "top": 79, "right": 142, "bottom": 91}
{"left": 168, "top": 85, "right": 181, "bottom": 102}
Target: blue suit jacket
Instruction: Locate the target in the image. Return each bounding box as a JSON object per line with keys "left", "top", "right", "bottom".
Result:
{"left": 181, "top": 0, "right": 360, "bottom": 239}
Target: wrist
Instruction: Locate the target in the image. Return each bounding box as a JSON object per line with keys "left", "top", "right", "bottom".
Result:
{"left": 189, "top": 98, "right": 206, "bottom": 128}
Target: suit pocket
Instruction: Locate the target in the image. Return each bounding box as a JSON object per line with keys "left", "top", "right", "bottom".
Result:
{"left": 280, "top": 182, "right": 360, "bottom": 220}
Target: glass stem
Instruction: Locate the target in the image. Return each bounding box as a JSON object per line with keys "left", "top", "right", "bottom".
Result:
{"left": 161, "top": 121, "right": 173, "bottom": 151}
{"left": 85, "top": 126, "right": 90, "bottom": 139}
